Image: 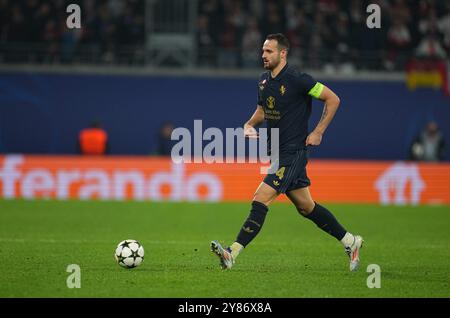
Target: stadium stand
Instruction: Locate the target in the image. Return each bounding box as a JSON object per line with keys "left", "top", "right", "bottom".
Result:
{"left": 0, "top": 0, "right": 448, "bottom": 70}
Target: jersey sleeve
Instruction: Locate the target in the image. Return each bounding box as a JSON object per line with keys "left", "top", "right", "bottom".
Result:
{"left": 257, "top": 83, "right": 263, "bottom": 106}
{"left": 298, "top": 73, "right": 324, "bottom": 99}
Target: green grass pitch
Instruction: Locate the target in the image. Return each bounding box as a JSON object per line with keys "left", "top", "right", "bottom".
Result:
{"left": 0, "top": 199, "right": 449, "bottom": 298}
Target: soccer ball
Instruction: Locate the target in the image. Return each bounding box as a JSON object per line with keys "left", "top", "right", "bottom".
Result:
{"left": 114, "top": 239, "right": 144, "bottom": 268}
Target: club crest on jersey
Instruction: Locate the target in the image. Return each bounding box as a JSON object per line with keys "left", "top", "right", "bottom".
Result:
{"left": 266, "top": 96, "right": 275, "bottom": 109}
{"left": 280, "top": 85, "right": 286, "bottom": 95}
{"left": 259, "top": 79, "right": 267, "bottom": 91}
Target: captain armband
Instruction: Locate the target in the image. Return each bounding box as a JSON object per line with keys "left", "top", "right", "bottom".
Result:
{"left": 307, "top": 82, "right": 325, "bottom": 99}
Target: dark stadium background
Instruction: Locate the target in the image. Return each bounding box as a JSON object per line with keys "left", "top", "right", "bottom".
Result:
{"left": 1, "top": 0, "right": 449, "bottom": 159}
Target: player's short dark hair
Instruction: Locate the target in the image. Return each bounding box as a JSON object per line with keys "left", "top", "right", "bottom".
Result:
{"left": 266, "top": 33, "right": 290, "bottom": 52}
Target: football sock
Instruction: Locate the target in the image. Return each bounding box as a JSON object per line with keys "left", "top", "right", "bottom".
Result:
{"left": 236, "top": 201, "right": 268, "bottom": 247}
{"left": 304, "top": 202, "right": 347, "bottom": 241}
{"left": 340, "top": 232, "right": 356, "bottom": 248}
{"left": 230, "top": 242, "right": 244, "bottom": 259}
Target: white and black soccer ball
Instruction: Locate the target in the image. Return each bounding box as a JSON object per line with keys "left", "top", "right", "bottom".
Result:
{"left": 114, "top": 239, "right": 144, "bottom": 269}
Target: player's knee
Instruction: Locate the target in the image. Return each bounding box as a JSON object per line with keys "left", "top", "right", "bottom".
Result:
{"left": 295, "top": 200, "right": 315, "bottom": 216}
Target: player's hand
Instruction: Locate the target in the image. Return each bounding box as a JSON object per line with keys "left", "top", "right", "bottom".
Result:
{"left": 244, "top": 125, "right": 259, "bottom": 139}
{"left": 306, "top": 131, "right": 322, "bottom": 146}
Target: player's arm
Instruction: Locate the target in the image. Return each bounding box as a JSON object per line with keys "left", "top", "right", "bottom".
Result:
{"left": 306, "top": 84, "right": 340, "bottom": 146}
{"left": 244, "top": 105, "right": 265, "bottom": 139}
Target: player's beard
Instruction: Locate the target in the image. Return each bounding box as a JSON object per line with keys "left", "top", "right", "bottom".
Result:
{"left": 263, "top": 54, "right": 281, "bottom": 70}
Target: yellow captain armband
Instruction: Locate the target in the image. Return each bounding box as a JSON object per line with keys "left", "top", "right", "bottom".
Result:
{"left": 308, "top": 82, "right": 325, "bottom": 99}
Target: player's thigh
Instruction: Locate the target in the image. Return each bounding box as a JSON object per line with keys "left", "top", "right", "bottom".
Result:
{"left": 286, "top": 186, "right": 315, "bottom": 215}
{"left": 253, "top": 182, "right": 279, "bottom": 206}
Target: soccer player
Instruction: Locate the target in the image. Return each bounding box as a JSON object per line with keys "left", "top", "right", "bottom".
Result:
{"left": 211, "top": 33, "right": 364, "bottom": 271}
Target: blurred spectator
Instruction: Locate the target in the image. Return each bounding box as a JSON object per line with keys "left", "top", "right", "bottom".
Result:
{"left": 332, "top": 13, "right": 352, "bottom": 67}
{"left": 415, "top": 5, "right": 446, "bottom": 59}
{"left": 1, "top": 0, "right": 449, "bottom": 71}
{"left": 438, "top": 4, "right": 450, "bottom": 55}
{"left": 285, "top": 7, "right": 311, "bottom": 67}
{"left": 390, "top": 0, "right": 411, "bottom": 25}
{"left": 261, "top": 1, "right": 285, "bottom": 37}
{"left": 410, "top": 121, "right": 446, "bottom": 162}
{"left": 307, "top": 11, "right": 329, "bottom": 69}
{"left": 418, "top": 7, "right": 439, "bottom": 36}
{"left": 241, "top": 17, "right": 261, "bottom": 68}
{"left": 60, "top": 21, "right": 83, "bottom": 63}
{"left": 196, "top": 14, "right": 216, "bottom": 67}
{"left": 386, "top": 20, "right": 412, "bottom": 70}
{"left": 415, "top": 33, "right": 447, "bottom": 59}
{"left": 78, "top": 121, "right": 109, "bottom": 155}
{"left": 156, "top": 122, "right": 175, "bottom": 156}
{"left": 217, "top": 15, "right": 239, "bottom": 68}
{"left": 0, "top": 0, "right": 144, "bottom": 64}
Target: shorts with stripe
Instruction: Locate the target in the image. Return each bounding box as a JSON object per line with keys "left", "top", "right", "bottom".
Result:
{"left": 263, "top": 147, "right": 311, "bottom": 194}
